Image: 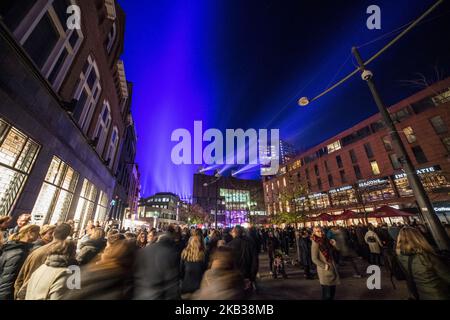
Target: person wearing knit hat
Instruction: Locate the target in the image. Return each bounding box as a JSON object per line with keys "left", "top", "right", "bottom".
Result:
{"left": 13, "top": 223, "right": 73, "bottom": 299}
{"left": 32, "top": 224, "right": 56, "bottom": 251}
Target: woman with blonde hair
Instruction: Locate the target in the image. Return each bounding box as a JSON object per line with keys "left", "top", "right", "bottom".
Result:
{"left": 396, "top": 226, "right": 450, "bottom": 300}
{"left": 180, "top": 235, "right": 206, "bottom": 298}
{"left": 0, "top": 224, "right": 40, "bottom": 299}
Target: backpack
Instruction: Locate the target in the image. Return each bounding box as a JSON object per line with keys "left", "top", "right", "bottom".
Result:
{"left": 367, "top": 236, "right": 377, "bottom": 243}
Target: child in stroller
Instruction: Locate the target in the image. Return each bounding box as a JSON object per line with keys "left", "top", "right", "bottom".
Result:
{"left": 272, "top": 250, "right": 288, "bottom": 279}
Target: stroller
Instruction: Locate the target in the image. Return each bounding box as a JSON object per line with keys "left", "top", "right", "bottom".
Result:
{"left": 272, "top": 250, "right": 288, "bottom": 279}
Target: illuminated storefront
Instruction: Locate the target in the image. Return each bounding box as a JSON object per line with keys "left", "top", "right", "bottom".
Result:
{"left": 31, "top": 156, "right": 79, "bottom": 225}
{"left": 358, "top": 177, "right": 396, "bottom": 203}
{"left": 73, "top": 179, "right": 98, "bottom": 235}
{"left": 93, "top": 190, "right": 109, "bottom": 224}
{"left": 0, "top": 119, "right": 40, "bottom": 215}
{"left": 220, "top": 188, "right": 251, "bottom": 226}
{"left": 308, "top": 192, "right": 330, "bottom": 210}
{"left": 394, "top": 165, "right": 450, "bottom": 197}
{"left": 329, "top": 185, "right": 358, "bottom": 207}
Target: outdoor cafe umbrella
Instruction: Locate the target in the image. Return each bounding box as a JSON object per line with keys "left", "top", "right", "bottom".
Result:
{"left": 369, "top": 205, "right": 415, "bottom": 218}
{"left": 312, "top": 213, "right": 334, "bottom": 222}
{"left": 333, "top": 209, "right": 360, "bottom": 221}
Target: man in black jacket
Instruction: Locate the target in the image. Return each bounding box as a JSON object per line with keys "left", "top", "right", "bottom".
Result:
{"left": 133, "top": 227, "right": 181, "bottom": 300}
{"left": 228, "top": 226, "right": 258, "bottom": 292}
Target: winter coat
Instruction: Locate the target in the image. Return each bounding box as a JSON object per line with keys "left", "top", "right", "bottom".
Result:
{"left": 76, "top": 238, "right": 106, "bottom": 265}
{"left": 311, "top": 240, "right": 340, "bottom": 286}
{"left": 333, "top": 229, "right": 357, "bottom": 258}
{"left": 133, "top": 235, "right": 181, "bottom": 300}
{"left": 192, "top": 268, "right": 246, "bottom": 300}
{"left": 64, "top": 265, "right": 133, "bottom": 300}
{"left": 25, "top": 254, "right": 71, "bottom": 300}
{"left": 0, "top": 241, "right": 33, "bottom": 300}
{"left": 180, "top": 259, "right": 206, "bottom": 294}
{"left": 14, "top": 241, "right": 59, "bottom": 299}
{"left": 397, "top": 252, "right": 450, "bottom": 300}
{"left": 298, "top": 236, "right": 313, "bottom": 268}
{"left": 364, "top": 230, "right": 383, "bottom": 254}
{"left": 267, "top": 237, "right": 280, "bottom": 257}
{"left": 228, "top": 236, "right": 258, "bottom": 281}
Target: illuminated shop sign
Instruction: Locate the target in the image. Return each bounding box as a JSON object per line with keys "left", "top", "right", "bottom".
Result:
{"left": 329, "top": 185, "right": 352, "bottom": 193}
{"left": 309, "top": 192, "right": 328, "bottom": 198}
{"left": 435, "top": 207, "right": 450, "bottom": 212}
{"left": 394, "top": 165, "right": 441, "bottom": 179}
{"left": 358, "top": 177, "right": 389, "bottom": 188}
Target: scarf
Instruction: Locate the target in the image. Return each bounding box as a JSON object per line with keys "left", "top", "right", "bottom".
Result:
{"left": 311, "top": 234, "right": 333, "bottom": 263}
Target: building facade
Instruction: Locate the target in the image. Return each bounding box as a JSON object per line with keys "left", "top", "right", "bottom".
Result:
{"left": 0, "top": 0, "right": 139, "bottom": 235}
{"left": 263, "top": 79, "right": 450, "bottom": 224}
{"left": 137, "top": 192, "right": 186, "bottom": 230}
{"left": 193, "top": 173, "right": 267, "bottom": 226}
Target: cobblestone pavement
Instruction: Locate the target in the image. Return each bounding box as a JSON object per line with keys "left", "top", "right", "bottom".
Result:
{"left": 251, "top": 250, "right": 409, "bottom": 300}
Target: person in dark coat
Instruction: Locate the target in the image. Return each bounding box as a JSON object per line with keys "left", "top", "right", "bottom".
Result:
{"left": 7, "top": 213, "right": 31, "bottom": 236}
{"left": 133, "top": 227, "right": 181, "bottom": 299}
{"left": 0, "top": 224, "right": 40, "bottom": 300}
{"left": 228, "top": 226, "right": 258, "bottom": 291}
{"left": 267, "top": 231, "right": 280, "bottom": 275}
{"left": 180, "top": 235, "right": 206, "bottom": 298}
{"left": 76, "top": 227, "right": 106, "bottom": 265}
{"left": 65, "top": 233, "right": 136, "bottom": 300}
{"left": 298, "top": 229, "right": 314, "bottom": 279}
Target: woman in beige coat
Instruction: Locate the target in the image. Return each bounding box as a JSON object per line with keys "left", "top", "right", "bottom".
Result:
{"left": 24, "top": 240, "right": 76, "bottom": 300}
{"left": 311, "top": 226, "right": 340, "bottom": 300}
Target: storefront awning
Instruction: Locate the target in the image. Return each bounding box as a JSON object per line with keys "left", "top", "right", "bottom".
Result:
{"left": 369, "top": 205, "right": 415, "bottom": 218}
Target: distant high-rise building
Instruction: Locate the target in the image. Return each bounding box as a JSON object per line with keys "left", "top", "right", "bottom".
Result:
{"left": 259, "top": 139, "right": 297, "bottom": 175}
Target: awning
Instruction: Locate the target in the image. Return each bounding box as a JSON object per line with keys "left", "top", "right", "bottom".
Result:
{"left": 369, "top": 205, "right": 415, "bottom": 218}
{"left": 332, "top": 210, "right": 360, "bottom": 221}
{"left": 311, "top": 213, "right": 334, "bottom": 222}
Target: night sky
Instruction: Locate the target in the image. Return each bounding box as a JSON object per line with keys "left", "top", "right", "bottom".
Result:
{"left": 117, "top": 0, "right": 450, "bottom": 198}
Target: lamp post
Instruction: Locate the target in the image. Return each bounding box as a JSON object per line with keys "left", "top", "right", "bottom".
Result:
{"left": 351, "top": 47, "right": 449, "bottom": 251}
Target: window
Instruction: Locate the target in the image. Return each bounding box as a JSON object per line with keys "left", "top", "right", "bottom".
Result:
{"left": 349, "top": 149, "right": 357, "bottom": 163}
{"left": 429, "top": 116, "right": 447, "bottom": 134}
{"left": 328, "top": 174, "right": 334, "bottom": 187}
{"left": 353, "top": 165, "right": 362, "bottom": 180}
{"left": 317, "top": 178, "right": 322, "bottom": 190}
{"left": 72, "top": 55, "right": 102, "bottom": 134}
{"left": 314, "top": 164, "right": 319, "bottom": 176}
{"left": 31, "top": 156, "right": 79, "bottom": 225}
{"left": 0, "top": 0, "right": 36, "bottom": 31}
{"left": 327, "top": 140, "right": 341, "bottom": 154}
{"left": 106, "top": 22, "right": 117, "bottom": 53}
{"left": 305, "top": 168, "right": 310, "bottom": 180}
{"left": 283, "top": 177, "right": 287, "bottom": 187}
{"left": 73, "top": 179, "right": 98, "bottom": 236}
{"left": 94, "top": 101, "right": 112, "bottom": 156}
{"left": 364, "top": 143, "right": 374, "bottom": 159}
{"left": 19, "top": 0, "right": 84, "bottom": 90}
{"left": 339, "top": 170, "right": 347, "bottom": 183}
{"left": 93, "top": 191, "right": 108, "bottom": 223}
{"left": 431, "top": 87, "right": 450, "bottom": 105}
{"left": 336, "top": 155, "right": 343, "bottom": 169}
{"left": 411, "top": 97, "right": 434, "bottom": 114}
{"left": 412, "top": 146, "right": 428, "bottom": 164}
{"left": 370, "top": 161, "right": 380, "bottom": 175}
{"left": 392, "top": 108, "right": 411, "bottom": 122}
{"left": 382, "top": 136, "right": 393, "bottom": 151}
{"left": 389, "top": 153, "right": 402, "bottom": 170}
{"left": 105, "top": 127, "right": 119, "bottom": 169}
{"left": 324, "top": 160, "right": 330, "bottom": 173}
{"left": 443, "top": 137, "right": 450, "bottom": 153}
{"left": 403, "top": 127, "right": 417, "bottom": 143}
{"left": 0, "top": 119, "right": 40, "bottom": 215}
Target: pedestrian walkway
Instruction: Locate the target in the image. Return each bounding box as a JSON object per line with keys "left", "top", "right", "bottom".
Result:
{"left": 252, "top": 251, "right": 409, "bottom": 300}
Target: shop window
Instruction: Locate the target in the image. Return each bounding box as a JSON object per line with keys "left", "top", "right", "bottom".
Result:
{"left": 412, "top": 146, "right": 428, "bottom": 164}
{"left": 370, "top": 160, "right": 381, "bottom": 175}
{"left": 0, "top": 119, "right": 40, "bottom": 215}
{"left": 31, "top": 156, "right": 79, "bottom": 225}
{"left": 429, "top": 116, "right": 447, "bottom": 134}
{"left": 403, "top": 127, "right": 417, "bottom": 144}
{"left": 382, "top": 136, "right": 393, "bottom": 151}
{"left": 73, "top": 179, "right": 98, "bottom": 236}
{"left": 93, "top": 190, "right": 109, "bottom": 223}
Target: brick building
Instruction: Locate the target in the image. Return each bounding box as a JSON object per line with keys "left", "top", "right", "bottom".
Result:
{"left": 263, "top": 78, "right": 450, "bottom": 224}
{"left": 0, "top": 0, "right": 140, "bottom": 234}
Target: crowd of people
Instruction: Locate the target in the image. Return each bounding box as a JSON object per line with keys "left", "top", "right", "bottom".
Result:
{"left": 0, "top": 213, "right": 449, "bottom": 300}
